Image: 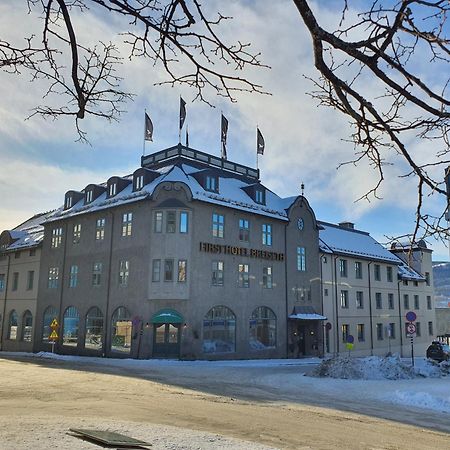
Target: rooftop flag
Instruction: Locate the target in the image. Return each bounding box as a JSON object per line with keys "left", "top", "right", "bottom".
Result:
{"left": 185, "top": 126, "right": 189, "bottom": 148}
{"left": 221, "top": 114, "right": 228, "bottom": 160}
{"left": 180, "top": 97, "right": 186, "bottom": 131}
{"left": 144, "top": 112, "right": 153, "bottom": 141}
{"left": 257, "top": 128, "right": 265, "bottom": 155}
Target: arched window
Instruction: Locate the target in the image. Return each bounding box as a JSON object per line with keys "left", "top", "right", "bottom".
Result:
{"left": 22, "top": 310, "right": 33, "bottom": 342}
{"left": 62, "top": 306, "right": 80, "bottom": 347}
{"left": 85, "top": 307, "right": 103, "bottom": 351}
{"left": 8, "top": 310, "right": 18, "bottom": 340}
{"left": 249, "top": 306, "right": 276, "bottom": 350}
{"left": 203, "top": 306, "right": 236, "bottom": 354}
{"left": 42, "top": 306, "right": 58, "bottom": 343}
{"left": 110, "top": 307, "right": 132, "bottom": 354}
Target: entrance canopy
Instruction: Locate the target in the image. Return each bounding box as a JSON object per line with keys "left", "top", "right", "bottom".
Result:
{"left": 151, "top": 309, "right": 184, "bottom": 324}
{"left": 288, "top": 306, "right": 327, "bottom": 321}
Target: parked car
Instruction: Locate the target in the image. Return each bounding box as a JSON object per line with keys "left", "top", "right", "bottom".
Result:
{"left": 426, "top": 341, "right": 450, "bottom": 362}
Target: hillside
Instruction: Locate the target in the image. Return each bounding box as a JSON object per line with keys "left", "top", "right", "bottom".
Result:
{"left": 433, "top": 261, "right": 450, "bottom": 307}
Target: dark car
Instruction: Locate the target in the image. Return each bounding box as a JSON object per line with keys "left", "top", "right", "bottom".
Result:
{"left": 426, "top": 341, "right": 450, "bottom": 362}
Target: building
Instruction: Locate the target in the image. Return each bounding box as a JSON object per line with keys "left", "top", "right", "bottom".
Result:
{"left": 0, "top": 143, "right": 436, "bottom": 359}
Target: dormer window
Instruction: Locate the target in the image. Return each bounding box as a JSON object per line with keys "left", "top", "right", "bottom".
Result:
{"left": 255, "top": 189, "right": 265, "bottom": 204}
{"left": 205, "top": 175, "right": 218, "bottom": 192}
{"left": 65, "top": 196, "right": 72, "bottom": 209}
{"left": 86, "top": 190, "right": 93, "bottom": 203}
{"left": 109, "top": 183, "right": 117, "bottom": 197}
{"left": 135, "top": 175, "right": 144, "bottom": 191}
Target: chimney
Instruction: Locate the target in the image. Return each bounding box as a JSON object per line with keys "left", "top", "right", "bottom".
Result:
{"left": 339, "top": 221, "right": 354, "bottom": 229}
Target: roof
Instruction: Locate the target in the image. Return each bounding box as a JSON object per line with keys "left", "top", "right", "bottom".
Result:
{"left": 318, "top": 221, "right": 401, "bottom": 264}
{"left": 397, "top": 263, "right": 426, "bottom": 281}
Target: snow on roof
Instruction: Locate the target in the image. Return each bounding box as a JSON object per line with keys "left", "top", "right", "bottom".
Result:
{"left": 397, "top": 263, "right": 425, "bottom": 281}
{"left": 318, "top": 221, "right": 401, "bottom": 264}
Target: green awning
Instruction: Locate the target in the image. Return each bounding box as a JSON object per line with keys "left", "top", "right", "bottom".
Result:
{"left": 151, "top": 309, "right": 184, "bottom": 324}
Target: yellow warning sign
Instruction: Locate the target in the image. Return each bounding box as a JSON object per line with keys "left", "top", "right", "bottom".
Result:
{"left": 50, "top": 319, "right": 58, "bottom": 329}
{"left": 49, "top": 330, "right": 58, "bottom": 340}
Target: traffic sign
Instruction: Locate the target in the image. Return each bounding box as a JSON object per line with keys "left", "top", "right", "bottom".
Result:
{"left": 406, "top": 311, "right": 417, "bottom": 322}
{"left": 346, "top": 335, "right": 354, "bottom": 344}
{"left": 50, "top": 318, "right": 58, "bottom": 329}
{"left": 407, "top": 322, "right": 416, "bottom": 335}
{"left": 325, "top": 322, "right": 332, "bottom": 331}
{"left": 49, "top": 330, "right": 58, "bottom": 341}
{"left": 346, "top": 343, "right": 354, "bottom": 351}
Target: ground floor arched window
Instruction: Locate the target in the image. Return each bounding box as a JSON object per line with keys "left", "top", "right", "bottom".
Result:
{"left": 249, "top": 306, "right": 276, "bottom": 350}
{"left": 63, "top": 306, "right": 80, "bottom": 347}
{"left": 85, "top": 307, "right": 103, "bottom": 351}
{"left": 110, "top": 307, "right": 132, "bottom": 354}
{"left": 42, "top": 306, "right": 58, "bottom": 343}
{"left": 22, "top": 310, "right": 33, "bottom": 342}
{"left": 8, "top": 310, "right": 18, "bottom": 340}
{"left": 203, "top": 306, "right": 236, "bottom": 354}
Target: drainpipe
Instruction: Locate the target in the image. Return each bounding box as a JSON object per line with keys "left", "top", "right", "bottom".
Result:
{"left": 284, "top": 223, "right": 289, "bottom": 358}
{"left": 368, "top": 262, "right": 374, "bottom": 356}
{"left": 333, "top": 256, "right": 339, "bottom": 355}
{"left": 57, "top": 222, "right": 69, "bottom": 352}
{"left": 319, "top": 254, "right": 326, "bottom": 357}
{"left": 0, "top": 253, "right": 11, "bottom": 350}
{"left": 103, "top": 211, "right": 115, "bottom": 358}
{"left": 397, "top": 278, "right": 404, "bottom": 357}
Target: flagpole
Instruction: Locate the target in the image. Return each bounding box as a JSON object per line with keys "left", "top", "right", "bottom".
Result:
{"left": 256, "top": 125, "right": 259, "bottom": 170}
{"left": 143, "top": 108, "right": 146, "bottom": 157}
{"left": 179, "top": 96, "right": 181, "bottom": 144}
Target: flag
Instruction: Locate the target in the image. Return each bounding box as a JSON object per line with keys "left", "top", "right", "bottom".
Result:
{"left": 257, "top": 128, "right": 265, "bottom": 155}
{"left": 144, "top": 112, "right": 153, "bottom": 141}
{"left": 179, "top": 97, "right": 186, "bottom": 131}
{"left": 185, "top": 126, "right": 189, "bottom": 147}
{"left": 221, "top": 114, "right": 228, "bottom": 159}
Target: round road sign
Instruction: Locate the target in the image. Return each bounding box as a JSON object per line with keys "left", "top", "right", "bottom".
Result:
{"left": 325, "top": 322, "right": 332, "bottom": 331}
{"left": 406, "top": 311, "right": 417, "bottom": 322}
{"left": 346, "top": 335, "right": 354, "bottom": 344}
{"left": 407, "top": 322, "right": 416, "bottom": 335}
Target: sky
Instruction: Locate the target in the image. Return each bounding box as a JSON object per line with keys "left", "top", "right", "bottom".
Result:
{"left": 0, "top": 0, "right": 448, "bottom": 260}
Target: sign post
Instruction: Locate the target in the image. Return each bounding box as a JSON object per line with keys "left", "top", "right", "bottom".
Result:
{"left": 346, "top": 335, "right": 354, "bottom": 356}
{"left": 49, "top": 318, "right": 59, "bottom": 354}
{"left": 405, "top": 311, "right": 417, "bottom": 367}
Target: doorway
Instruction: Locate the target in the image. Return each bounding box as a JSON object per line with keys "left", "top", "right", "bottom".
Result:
{"left": 153, "top": 323, "right": 181, "bottom": 357}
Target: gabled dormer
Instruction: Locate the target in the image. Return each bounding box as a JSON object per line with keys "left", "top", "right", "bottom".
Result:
{"left": 106, "top": 176, "right": 131, "bottom": 198}
{"left": 132, "top": 168, "right": 160, "bottom": 192}
{"left": 192, "top": 169, "right": 220, "bottom": 193}
{"left": 84, "top": 184, "right": 106, "bottom": 204}
{"left": 64, "top": 190, "right": 84, "bottom": 210}
{"left": 241, "top": 184, "right": 266, "bottom": 205}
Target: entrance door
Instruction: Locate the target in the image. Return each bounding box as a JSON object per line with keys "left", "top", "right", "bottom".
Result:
{"left": 153, "top": 323, "right": 180, "bottom": 357}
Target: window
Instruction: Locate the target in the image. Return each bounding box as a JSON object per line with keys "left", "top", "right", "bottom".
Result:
{"left": 416, "top": 322, "right": 421, "bottom": 337}
{"left": 374, "top": 264, "right": 381, "bottom": 281}
{"left": 414, "top": 280, "right": 419, "bottom": 287}
{"left": 72, "top": 224, "right": 81, "bottom": 244}
{"left": 95, "top": 218, "right": 105, "bottom": 240}
{"left": 122, "top": 212, "right": 133, "bottom": 237}
{"left": 355, "top": 261, "right": 362, "bottom": 279}
{"left": 212, "top": 261, "right": 224, "bottom": 286}
{"left": 152, "top": 259, "right": 161, "bottom": 282}
{"left": 86, "top": 190, "right": 93, "bottom": 203}
{"left": 341, "top": 324, "right": 349, "bottom": 343}
{"left": 29, "top": 248, "right": 36, "bottom": 257}
{"left": 375, "top": 292, "right": 382, "bottom": 309}
{"left": 154, "top": 211, "right": 163, "bottom": 233}
{"left": 85, "top": 307, "right": 103, "bottom": 351}
{"left": 414, "top": 295, "right": 419, "bottom": 309}
{"left": 0, "top": 274, "right": 5, "bottom": 291}
{"left": 249, "top": 307, "right": 276, "bottom": 349}
{"left": 388, "top": 323, "right": 396, "bottom": 339}
{"left": 239, "top": 219, "right": 249, "bottom": 242}
{"left": 262, "top": 224, "right": 272, "bottom": 246}
{"left": 262, "top": 266, "right": 273, "bottom": 289}
{"left": 388, "top": 293, "right": 394, "bottom": 310}
{"left": 255, "top": 189, "right": 264, "bottom": 204}
{"left": 212, "top": 213, "right": 224, "bottom": 238}
{"left": 205, "top": 175, "right": 217, "bottom": 192}
{"left": 324, "top": 288, "right": 329, "bottom": 296}
{"left": 403, "top": 294, "right": 409, "bottom": 309}
{"left": 178, "top": 260, "right": 187, "bottom": 282}
{"left": 51, "top": 227, "right": 63, "bottom": 248}
{"left": 65, "top": 196, "right": 72, "bottom": 209}
{"left": 110, "top": 307, "right": 132, "bottom": 354}
{"left": 164, "top": 259, "right": 174, "bottom": 282}
{"left": 428, "top": 321, "right": 434, "bottom": 336}
{"left": 27, "top": 270, "right": 35, "bottom": 291}
{"left": 387, "top": 266, "right": 393, "bottom": 282}
{"left": 339, "top": 259, "right": 348, "bottom": 277}
{"left": 376, "top": 323, "right": 383, "bottom": 340}
{"left": 357, "top": 324, "right": 365, "bottom": 342}
{"left": 14, "top": 251, "right": 20, "bottom": 259}
{"left": 69, "top": 265, "right": 78, "bottom": 288}
{"left": 48, "top": 267, "right": 59, "bottom": 289}
{"left": 203, "top": 306, "right": 236, "bottom": 353}
{"left": 135, "top": 175, "right": 144, "bottom": 190}
{"left": 109, "top": 183, "right": 117, "bottom": 197}
{"left": 356, "top": 291, "right": 364, "bottom": 309}
{"left": 92, "top": 262, "right": 103, "bottom": 286}
{"left": 8, "top": 310, "right": 18, "bottom": 340}
{"left": 340, "top": 290, "right": 349, "bottom": 308}
{"left": 180, "top": 212, "right": 188, "bottom": 233}
{"left": 42, "top": 306, "right": 58, "bottom": 343}
{"left": 62, "top": 306, "right": 80, "bottom": 347}
{"left": 297, "top": 247, "right": 306, "bottom": 271}
{"left": 238, "top": 264, "right": 249, "bottom": 287}
{"left": 166, "top": 211, "right": 176, "bottom": 233}
{"left": 403, "top": 279, "right": 408, "bottom": 286}
{"left": 12, "top": 272, "right": 19, "bottom": 291}
{"left": 425, "top": 272, "right": 430, "bottom": 286}
{"left": 119, "top": 260, "right": 129, "bottom": 286}
{"left": 427, "top": 296, "right": 432, "bottom": 310}
{"left": 22, "top": 310, "right": 33, "bottom": 342}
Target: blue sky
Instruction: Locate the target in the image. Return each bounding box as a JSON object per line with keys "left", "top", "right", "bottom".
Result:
{"left": 0, "top": 0, "right": 448, "bottom": 260}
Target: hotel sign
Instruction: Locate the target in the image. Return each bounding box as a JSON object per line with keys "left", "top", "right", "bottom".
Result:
{"left": 199, "top": 242, "right": 284, "bottom": 261}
